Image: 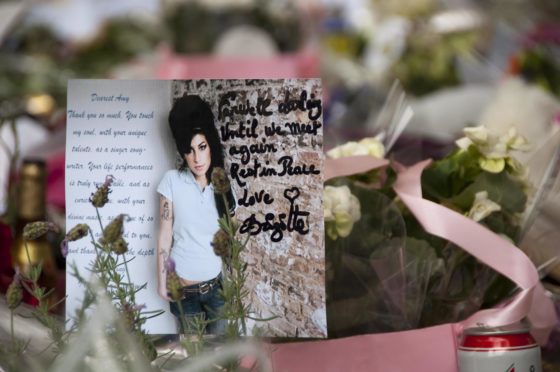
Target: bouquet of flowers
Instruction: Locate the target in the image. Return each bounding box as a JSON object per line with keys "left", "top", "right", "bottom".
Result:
{"left": 323, "top": 123, "right": 557, "bottom": 338}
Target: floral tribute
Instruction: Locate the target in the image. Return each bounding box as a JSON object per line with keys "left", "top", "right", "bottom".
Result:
{"left": 324, "top": 126, "right": 536, "bottom": 337}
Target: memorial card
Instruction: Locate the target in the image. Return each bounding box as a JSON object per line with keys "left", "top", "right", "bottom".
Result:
{"left": 65, "top": 79, "right": 326, "bottom": 337}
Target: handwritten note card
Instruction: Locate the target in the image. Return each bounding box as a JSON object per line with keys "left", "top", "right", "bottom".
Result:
{"left": 66, "top": 79, "right": 325, "bottom": 337}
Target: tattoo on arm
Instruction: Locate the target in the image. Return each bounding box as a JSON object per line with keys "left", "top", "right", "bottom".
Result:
{"left": 159, "top": 197, "right": 172, "bottom": 274}
{"left": 162, "top": 201, "right": 170, "bottom": 220}
{"left": 160, "top": 251, "right": 168, "bottom": 274}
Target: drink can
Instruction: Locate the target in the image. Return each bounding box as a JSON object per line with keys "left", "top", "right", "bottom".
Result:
{"left": 458, "top": 324, "right": 541, "bottom": 372}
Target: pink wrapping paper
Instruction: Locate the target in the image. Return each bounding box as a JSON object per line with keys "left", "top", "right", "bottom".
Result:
{"left": 267, "top": 156, "right": 557, "bottom": 372}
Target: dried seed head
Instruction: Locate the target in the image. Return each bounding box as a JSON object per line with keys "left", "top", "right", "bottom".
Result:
{"left": 90, "top": 175, "right": 114, "bottom": 208}
{"left": 211, "top": 228, "right": 230, "bottom": 258}
{"left": 100, "top": 214, "right": 126, "bottom": 245}
{"left": 66, "top": 223, "right": 89, "bottom": 241}
{"left": 211, "top": 167, "right": 230, "bottom": 194}
{"left": 166, "top": 271, "right": 182, "bottom": 302}
{"left": 111, "top": 237, "right": 128, "bottom": 255}
{"left": 7, "top": 275, "right": 23, "bottom": 310}
{"left": 23, "top": 221, "right": 59, "bottom": 240}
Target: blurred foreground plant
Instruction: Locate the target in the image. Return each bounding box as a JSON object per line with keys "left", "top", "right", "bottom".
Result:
{"left": 1, "top": 169, "right": 268, "bottom": 371}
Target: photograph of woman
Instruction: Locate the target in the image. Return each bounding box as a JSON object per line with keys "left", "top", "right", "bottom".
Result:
{"left": 156, "top": 94, "right": 235, "bottom": 335}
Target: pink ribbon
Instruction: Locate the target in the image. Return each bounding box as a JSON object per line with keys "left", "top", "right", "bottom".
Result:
{"left": 394, "top": 160, "right": 556, "bottom": 343}
{"left": 267, "top": 156, "right": 557, "bottom": 372}
{"left": 324, "top": 155, "right": 389, "bottom": 180}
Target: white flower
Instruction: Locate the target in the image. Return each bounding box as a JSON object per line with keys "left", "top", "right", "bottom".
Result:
{"left": 327, "top": 141, "right": 367, "bottom": 159}
{"left": 463, "top": 125, "right": 489, "bottom": 146}
{"left": 358, "top": 137, "right": 386, "bottom": 159}
{"left": 324, "top": 186, "right": 361, "bottom": 240}
{"left": 466, "top": 191, "right": 501, "bottom": 222}
{"left": 504, "top": 127, "right": 531, "bottom": 151}
{"left": 455, "top": 125, "right": 531, "bottom": 173}
{"left": 327, "top": 137, "right": 385, "bottom": 159}
{"left": 457, "top": 125, "right": 530, "bottom": 158}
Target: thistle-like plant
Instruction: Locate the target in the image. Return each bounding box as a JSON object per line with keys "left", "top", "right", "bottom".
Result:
{"left": 1, "top": 171, "right": 268, "bottom": 371}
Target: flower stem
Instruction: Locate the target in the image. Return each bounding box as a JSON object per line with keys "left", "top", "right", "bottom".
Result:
{"left": 10, "top": 309, "right": 15, "bottom": 346}
{"left": 221, "top": 193, "right": 247, "bottom": 336}
{"left": 123, "top": 256, "right": 136, "bottom": 303}
{"left": 23, "top": 241, "right": 40, "bottom": 299}
{"left": 24, "top": 241, "right": 32, "bottom": 273}
{"left": 176, "top": 299, "right": 188, "bottom": 336}
{"left": 95, "top": 207, "right": 104, "bottom": 233}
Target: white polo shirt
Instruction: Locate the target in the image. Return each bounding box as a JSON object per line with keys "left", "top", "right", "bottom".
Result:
{"left": 157, "top": 169, "right": 222, "bottom": 281}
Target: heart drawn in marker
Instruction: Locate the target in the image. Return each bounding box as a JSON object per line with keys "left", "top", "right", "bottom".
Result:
{"left": 284, "top": 187, "right": 300, "bottom": 202}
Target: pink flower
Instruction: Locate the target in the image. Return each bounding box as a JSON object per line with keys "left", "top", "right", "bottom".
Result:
{"left": 165, "top": 257, "right": 176, "bottom": 273}
{"left": 60, "top": 240, "right": 68, "bottom": 258}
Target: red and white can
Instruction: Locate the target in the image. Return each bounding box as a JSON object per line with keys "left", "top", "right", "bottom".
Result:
{"left": 458, "top": 325, "right": 541, "bottom": 372}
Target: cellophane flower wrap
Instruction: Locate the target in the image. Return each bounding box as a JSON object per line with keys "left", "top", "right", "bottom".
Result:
{"left": 324, "top": 126, "right": 552, "bottom": 337}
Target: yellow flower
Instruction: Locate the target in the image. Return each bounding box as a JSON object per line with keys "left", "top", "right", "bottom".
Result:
{"left": 324, "top": 186, "right": 361, "bottom": 240}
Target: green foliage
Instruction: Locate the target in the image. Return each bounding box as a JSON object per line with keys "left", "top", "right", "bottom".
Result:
{"left": 517, "top": 45, "right": 560, "bottom": 98}
{"left": 422, "top": 147, "right": 481, "bottom": 201}
{"left": 164, "top": 1, "right": 302, "bottom": 54}
{"left": 0, "top": 18, "right": 162, "bottom": 117}
{"left": 68, "top": 18, "right": 163, "bottom": 77}
{"left": 452, "top": 171, "right": 526, "bottom": 213}
{"left": 392, "top": 30, "right": 479, "bottom": 96}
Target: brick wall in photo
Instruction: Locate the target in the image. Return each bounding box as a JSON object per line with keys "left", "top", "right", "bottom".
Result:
{"left": 171, "top": 79, "right": 325, "bottom": 337}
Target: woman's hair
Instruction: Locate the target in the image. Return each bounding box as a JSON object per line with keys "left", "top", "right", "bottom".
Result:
{"left": 168, "top": 94, "right": 235, "bottom": 217}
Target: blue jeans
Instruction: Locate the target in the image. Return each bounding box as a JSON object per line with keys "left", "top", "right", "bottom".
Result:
{"left": 170, "top": 277, "right": 226, "bottom": 335}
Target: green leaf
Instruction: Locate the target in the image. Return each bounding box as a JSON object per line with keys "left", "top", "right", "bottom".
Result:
{"left": 30, "top": 265, "right": 42, "bottom": 282}
{"left": 422, "top": 148, "right": 482, "bottom": 202}
{"left": 450, "top": 171, "right": 527, "bottom": 213}
{"left": 402, "top": 213, "right": 448, "bottom": 255}
{"left": 481, "top": 212, "right": 521, "bottom": 243}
